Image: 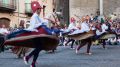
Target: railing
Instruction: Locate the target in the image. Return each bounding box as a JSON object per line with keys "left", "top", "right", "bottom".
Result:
{"left": 25, "top": 3, "right": 32, "bottom": 14}
{"left": 0, "top": 1, "right": 16, "bottom": 11}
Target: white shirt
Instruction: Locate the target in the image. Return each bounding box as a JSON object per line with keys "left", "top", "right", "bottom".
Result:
{"left": 101, "top": 24, "right": 108, "bottom": 32}
{"left": 0, "top": 28, "right": 9, "bottom": 34}
{"left": 90, "top": 15, "right": 93, "bottom": 21}
{"left": 81, "top": 22, "right": 90, "bottom": 32}
{"left": 68, "top": 22, "right": 90, "bottom": 35}
{"left": 41, "top": 19, "right": 49, "bottom": 27}
{"left": 25, "top": 13, "right": 43, "bottom": 32}
{"left": 68, "top": 23, "right": 77, "bottom": 30}
{"left": 96, "top": 24, "right": 108, "bottom": 35}
{"left": 110, "top": 14, "right": 117, "bottom": 20}
{"left": 96, "top": 30, "right": 104, "bottom": 35}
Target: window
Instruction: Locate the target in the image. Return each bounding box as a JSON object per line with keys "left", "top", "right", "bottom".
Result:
{"left": 25, "top": 0, "right": 31, "bottom": 3}
{"left": 2, "top": 0, "right": 10, "bottom": 4}
{"left": 25, "top": 0, "right": 31, "bottom": 12}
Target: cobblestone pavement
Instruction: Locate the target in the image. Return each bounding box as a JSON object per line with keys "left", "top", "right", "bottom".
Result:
{"left": 0, "top": 45, "right": 120, "bottom": 67}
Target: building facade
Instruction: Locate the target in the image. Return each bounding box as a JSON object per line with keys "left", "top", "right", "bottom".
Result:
{"left": 70, "top": 0, "right": 120, "bottom": 19}
{"left": 0, "top": 0, "right": 54, "bottom": 28}
{"left": 1, "top": 0, "right": 120, "bottom": 28}
{"left": 70, "top": 0, "right": 98, "bottom": 18}
{"left": 103, "top": 0, "right": 120, "bottom": 17}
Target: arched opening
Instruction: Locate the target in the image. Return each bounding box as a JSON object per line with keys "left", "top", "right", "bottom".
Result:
{"left": 0, "top": 18, "right": 10, "bottom": 28}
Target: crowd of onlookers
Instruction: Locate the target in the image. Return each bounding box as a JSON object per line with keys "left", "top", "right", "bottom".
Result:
{"left": 60, "top": 13, "right": 119, "bottom": 47}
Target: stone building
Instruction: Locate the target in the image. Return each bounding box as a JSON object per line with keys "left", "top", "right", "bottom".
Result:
{"left": 70, "top": 0, "right": 120, "bottom": 19}
{"left": 0, "top": 0, "right": 54, "bottom": 28}
{"left": 70, "top": 0, "right": 98, "bottom": 18}
{"left": 103, "top": 0, "right": 120, "bottom": 17}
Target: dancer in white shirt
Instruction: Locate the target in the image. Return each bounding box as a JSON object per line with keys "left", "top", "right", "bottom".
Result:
{"left": 0, "top": 25, "right": 9, "bottom": 35}
{"left": 69, "top": 17, "right": 90, "bottom": 35}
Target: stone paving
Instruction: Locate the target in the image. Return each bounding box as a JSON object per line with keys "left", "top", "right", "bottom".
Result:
{"left": 0, "top": 45, "right": 120, "bottom": 67}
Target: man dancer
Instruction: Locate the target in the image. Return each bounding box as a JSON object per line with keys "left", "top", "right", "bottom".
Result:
{"left": 75, "top": 17, "right": 91, "bottom": 54}
{"left": 23, "top": 1, "right": 45, "bottom": 67}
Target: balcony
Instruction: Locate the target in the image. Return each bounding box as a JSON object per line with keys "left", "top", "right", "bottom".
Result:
{"left": 25, "top": 3, "right": 33, "bottom": 16}
{"left": 0, "top": 0, "right": 16, "bottom": 12}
